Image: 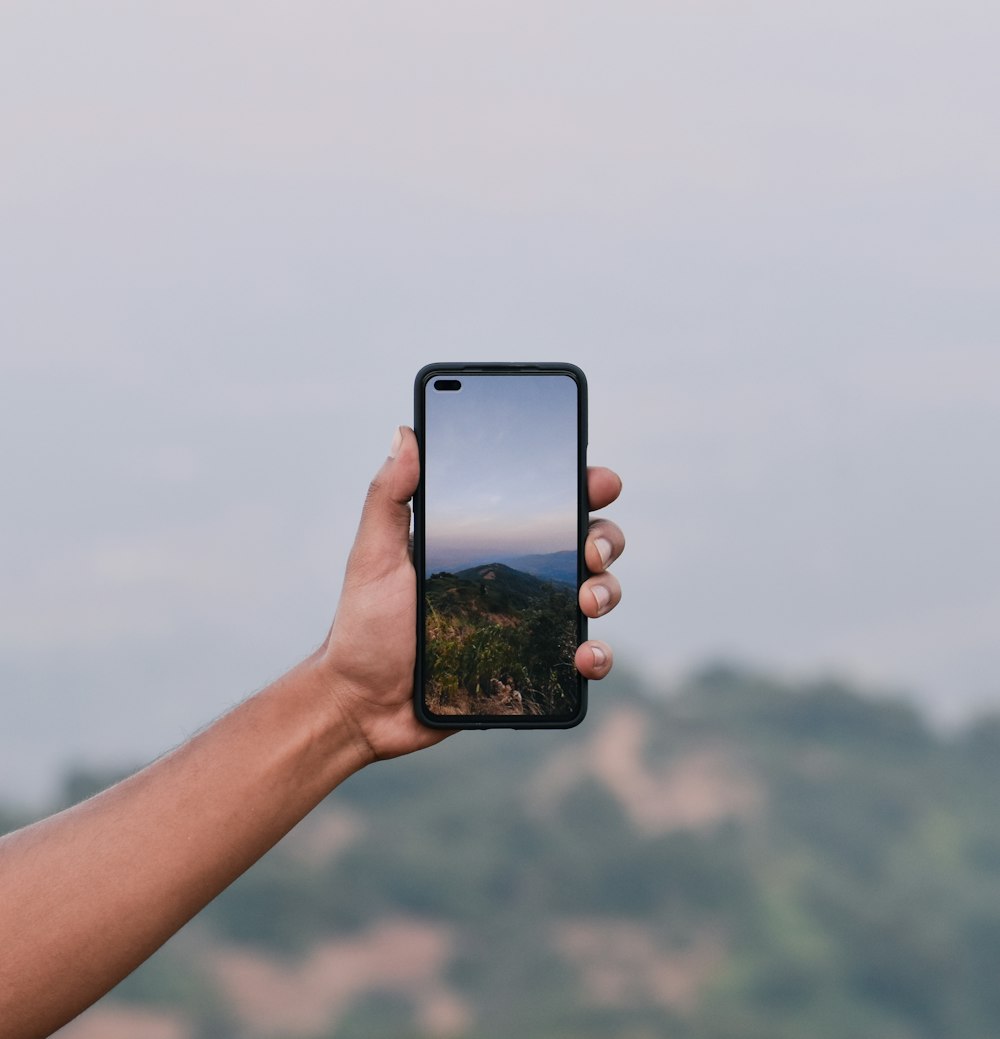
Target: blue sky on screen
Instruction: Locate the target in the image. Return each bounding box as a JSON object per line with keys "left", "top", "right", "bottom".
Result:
{"left": 423, "top": 374, "right": 577, "bottom": 572}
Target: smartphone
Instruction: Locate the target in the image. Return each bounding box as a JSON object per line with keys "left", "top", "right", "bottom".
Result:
{"left": 414, "top": 362, "right": 588, "bottom": 729}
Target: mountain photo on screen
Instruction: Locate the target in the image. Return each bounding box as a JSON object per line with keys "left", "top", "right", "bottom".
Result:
{"left": 423, "top": 373, "right": 580, "bottom": 718}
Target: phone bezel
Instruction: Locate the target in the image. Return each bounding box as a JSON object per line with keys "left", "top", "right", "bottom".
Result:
{"left": 413, "top": 362, "right": 589, "bottom": 729}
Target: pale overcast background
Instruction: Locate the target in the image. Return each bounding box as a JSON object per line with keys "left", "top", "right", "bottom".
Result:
{"left": 2, "top": 1, "right": 998, "bottom": 804}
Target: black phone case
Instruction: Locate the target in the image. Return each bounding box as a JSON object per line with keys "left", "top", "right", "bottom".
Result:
{"left": 413, "top": 362, "right": 589, "bottom": 729}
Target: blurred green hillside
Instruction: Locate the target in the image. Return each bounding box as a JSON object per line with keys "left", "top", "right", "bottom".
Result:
{"left": 15, "top": 667, "right": 1000, "bottom": 1039}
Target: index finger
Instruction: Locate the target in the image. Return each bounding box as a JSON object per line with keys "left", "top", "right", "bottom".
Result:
{"left": 587, "top": 467, "right": 622, "bottom": 512}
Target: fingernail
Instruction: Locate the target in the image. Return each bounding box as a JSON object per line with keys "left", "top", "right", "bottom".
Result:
{"left": 595, "top": 537, "right": 613, "bottom": 568}
{"left": 591, "top": 643, "right": 606, "bottom": 667}
{"left": 389, "top": 426, "right": 404, "bottom": 459}
{"left": 592, "top": 583, "right": 611, "bottom": 615}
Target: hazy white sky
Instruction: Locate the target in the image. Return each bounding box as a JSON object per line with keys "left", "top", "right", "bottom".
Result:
{"left": 2, "top": 1, "right": 999, "bottom": 802}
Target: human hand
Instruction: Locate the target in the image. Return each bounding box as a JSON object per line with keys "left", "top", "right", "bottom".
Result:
{"left": 0, "top": 423, "right": 622, "bottom": 1039}
{"left": 320, "top": 426, "right": 624, "bottom": 764}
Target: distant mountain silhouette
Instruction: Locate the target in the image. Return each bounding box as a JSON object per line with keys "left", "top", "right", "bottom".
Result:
{"left": 492, "top": 550, "right": 577, "bottom": 587}
{"left": 426, "top": 549, "right": 577, "bottom": 585}
{"left": 428, "top": 562, "right": 571, "bottom": 618}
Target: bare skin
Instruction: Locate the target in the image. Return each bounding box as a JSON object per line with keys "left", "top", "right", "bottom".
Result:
{"left": 0, "top": 426, "right": 624, "bottom": 1039}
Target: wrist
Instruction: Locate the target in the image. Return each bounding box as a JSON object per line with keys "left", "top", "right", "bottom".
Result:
{"left": 307, "top": 645, "right": 384, "bottom": 770}
{"left": 248, "top": 652, "right": 376, "bottom": 798}
{"left": 315, "top": 633, "right": 449, "bottom": 763}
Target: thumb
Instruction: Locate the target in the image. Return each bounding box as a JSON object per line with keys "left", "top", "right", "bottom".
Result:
{"left": 349, "top": 426, "right": 420, "bottom": 573}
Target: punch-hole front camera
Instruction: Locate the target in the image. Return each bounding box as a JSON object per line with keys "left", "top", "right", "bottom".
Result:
{"left": 434, "top": 379, "right": 462, "bottom": 391}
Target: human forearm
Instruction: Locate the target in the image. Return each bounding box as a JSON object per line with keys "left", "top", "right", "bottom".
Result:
{"left": 0, "top": 425, "right": 622, "bottom": 1039}
{"left": 0, "top": 652, "right": 366, "bottom": 1039}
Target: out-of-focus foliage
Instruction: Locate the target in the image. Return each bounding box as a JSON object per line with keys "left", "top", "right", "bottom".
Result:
{"left": 10, "top": 666, "right": 1000, "bottom": 1039}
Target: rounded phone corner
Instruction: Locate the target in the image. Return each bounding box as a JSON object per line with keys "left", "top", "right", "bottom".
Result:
{"left": 415, "top": 362, "right": 588, "bottom": 733}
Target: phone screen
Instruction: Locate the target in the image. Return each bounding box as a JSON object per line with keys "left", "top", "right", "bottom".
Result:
{"left": 415, "top": 364, "right": 587, "bottom": 727}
